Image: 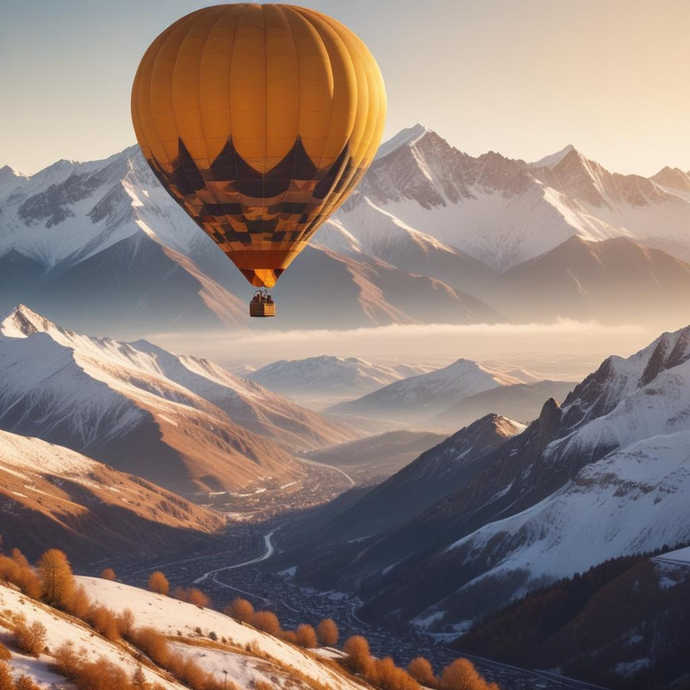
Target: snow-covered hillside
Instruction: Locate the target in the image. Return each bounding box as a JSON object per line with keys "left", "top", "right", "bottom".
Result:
{"left": 331, "top": 358, "right": 523, "bottom": 422}
{"left": 0, "top": 428, "right": 223, "bottom": 561}
{"left": 339, "top": 126, "right": 690, "bottom": 272}
{"left": 0, "top": 305, "right": 355, "bottom": 494}
{"left": 79, "top": 578, "right": 365, "bottom": 690}
{"left": 248, "top": 355, "right": 435, "bottom": 401}
{"left": 0, "top": 579, "right": 367, "bottom": 690}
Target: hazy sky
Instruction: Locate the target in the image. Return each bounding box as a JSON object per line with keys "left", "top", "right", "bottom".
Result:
{"left": 1, "top": 0, "right": 688, "bottom": 176}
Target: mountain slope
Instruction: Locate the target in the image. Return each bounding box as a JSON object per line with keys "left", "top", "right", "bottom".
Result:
{"left": 0, "top": 148, "right": 249, "bottom": 334}
{"left": 304, "top": 429, "right": 447, "bottom": 484}
{"left": 433, "top": 380, "right": 577, "bottom": 430}
{"left": 0, "top": 429, "right": 223, "bottom": 563}
{"left": 248, "top": 355, "right": 435, "bottom": 401}
{"left": 488, "top": 235, "right": 690, "bottom": 324}
{"left": 454, "top": 549, "right": 690, "bottom": 688}
{"left": 0, "top": 305, "right": 362, "bottom": 494}
{"left": 280, "top": 323, "right": 690, "bottom": 634}
{"left": 330, "top": 359, "right": 523, "bottom": 423}
{"left": 316, "top": 415, "right": 525, "bottom": 543}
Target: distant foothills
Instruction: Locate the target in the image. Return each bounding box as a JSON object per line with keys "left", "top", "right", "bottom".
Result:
{"left": 2, "top": 125, "right": 690, "bottom": 335}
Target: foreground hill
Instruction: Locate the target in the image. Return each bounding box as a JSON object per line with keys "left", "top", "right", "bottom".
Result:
{"left": 0, "top": 577, "right": 368, "bottom": 690}
{"left": 0, "top": 305, "right": 355, "bottom": 494}
{"left": 0, "top": 429, "right": 223, "bottom": 563}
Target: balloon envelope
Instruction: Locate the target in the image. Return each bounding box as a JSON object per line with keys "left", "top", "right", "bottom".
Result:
{"left": 132, "top": 3, "right": 387, "bottom": 288}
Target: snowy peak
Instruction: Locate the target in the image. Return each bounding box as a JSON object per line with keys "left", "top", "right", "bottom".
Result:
{"left": 0, "top": 303, "right": 62, "bottom": 338}
{"left": 529, "top": 144, "right": 576, "bottom": 169}
{"left": 651, "top": 165, "right": 690, "bottom": 193}
{"left": 375, "top": 123, "right": 431, "bottom": 160}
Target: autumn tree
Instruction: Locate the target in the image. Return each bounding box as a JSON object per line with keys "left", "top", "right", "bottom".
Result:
{"left": 14, "top": 676, "right": 40, "bottom": 690}
{"left": 295, "top": 624, "right": 318, "bottom": 648}
{"left": 225, "top": 598, "right": 254, "bottom": 623}
{"left": 147, "top": 571, "right": 169, "bottom": 596}
{"left": 281, "top": 630, "right": 298, "bottom": 644}
{"left": 440, "top": 658, "right": 488, "bottom": 690}
{"left": 252, "top": 611, "right": 281, "bottom": 636}
{"left": 100, "top": 567, "right": 117, "bottom": 581}
{"left": 14, "top": 620, "right": 47, "bottom": 657}
{"left": 0, "top": 642, "right": 10, "bottom": 662}
{"left": 54, "top": 642, "right": 81, "bottom": 679}
{"left": 89, "top": 606, "right": 120, "bottom": 642}
{"left": 68, "top": 585, "right": 91, "bottom": 620}
{"left": 131, "top": 627, "right": 170, "bottom": 666}
{"left": 0, "top": 662, "right": 14, "bottom": 690}
{"left": 408, "top": 657, "right": 436, "bottom": 686}
{"left": 37, "top": 549, "right": 75, "bottom": 609}
{"left": 316, "top": 618, "right": 339, "bottom": 647}
{"left": 173, "top": 587, "right": 210, "bottom": 608}
{"left": 117, "top": 609, "right": 136, "bottom": 638}
{"left": 132, "top": 666, "right": 149, "bottom": 690}
{"left": 343, "top": 635, "right": 371, "bottom": 674}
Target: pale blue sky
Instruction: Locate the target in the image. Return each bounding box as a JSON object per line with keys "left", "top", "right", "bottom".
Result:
{"left": 1, "top": 0, "right": 688, "bottom": 175}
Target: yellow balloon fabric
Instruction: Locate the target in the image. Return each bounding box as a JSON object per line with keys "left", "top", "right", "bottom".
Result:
{"left": 132, "top": 3, "right": 387, "bottom": 288}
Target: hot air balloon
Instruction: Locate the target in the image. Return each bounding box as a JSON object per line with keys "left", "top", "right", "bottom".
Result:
{"left": 131, "top": 3, "right": 386, "bottom": 317}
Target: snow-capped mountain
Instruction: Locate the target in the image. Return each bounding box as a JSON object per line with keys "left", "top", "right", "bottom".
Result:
{"left": 337, "top": 125, "right": 690, "bottom": 274}
{"left": 0, "top": 143, "right": 500, "bottom": 334}
{"left": 0, "top": 147, "right": 249, "bottom": 334}
{"left": 330, "top": 359, "right": 523, "bottom": 423}
{"left": 279, "top": 322, "right": 690, "bottom": 634}
{"left": 0, "top": 305, "right": 354, "bottom": 494}
{"left": 0, "top": 429, "right": 223, "bottom": 562}
{"left": 248, "top": 355, "right": 435, "bottom": 401}
{"left": 4, "top": 126, "right": 690, "bottom": 333}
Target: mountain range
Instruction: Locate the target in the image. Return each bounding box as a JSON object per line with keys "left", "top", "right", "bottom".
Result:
{"left": 246, "top": 355, "right": 436, "bottom": 403}
{"left": 0, "top": 305, "right": 354, "bottom": 495}
{"left": 329, "top": 358, "right": 551, "bottom": 425}
{"left": 3, "top": 125, "right": 690, "bottom": 333}
{"left": 272, "top": 322, "right": 690, "bottom": 651}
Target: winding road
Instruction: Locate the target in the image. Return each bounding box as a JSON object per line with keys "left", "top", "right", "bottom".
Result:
{"left": 193, "top": 525, "right": 282, "bottom": 586}
{"left": 297, "top": 456, "right": 355, "bottom": 487}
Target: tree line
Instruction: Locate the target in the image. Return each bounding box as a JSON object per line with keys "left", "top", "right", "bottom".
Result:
{"left": 0, "top": 543, "right": 500, "bottom": 690}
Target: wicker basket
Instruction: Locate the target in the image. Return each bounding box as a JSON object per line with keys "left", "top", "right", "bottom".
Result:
{"left": 250, "top": 302, "right": 276, "bottom": 317}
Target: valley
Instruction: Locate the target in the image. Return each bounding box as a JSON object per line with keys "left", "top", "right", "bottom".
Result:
{"left": 103, "top": 489, "right": 607, "bottom": 690}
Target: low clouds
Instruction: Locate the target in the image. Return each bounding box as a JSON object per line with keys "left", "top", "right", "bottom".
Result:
{"left": 148, "top": 319, "right": 649, "bottom": 380}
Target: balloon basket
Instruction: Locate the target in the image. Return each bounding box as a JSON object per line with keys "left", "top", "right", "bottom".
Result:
{"left": 249, "top": 290, "right": 276, "bottom": 318}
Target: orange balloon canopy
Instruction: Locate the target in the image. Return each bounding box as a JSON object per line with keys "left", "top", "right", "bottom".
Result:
{"left": 132, "top": 3, "right": 387, "bottom": 288}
